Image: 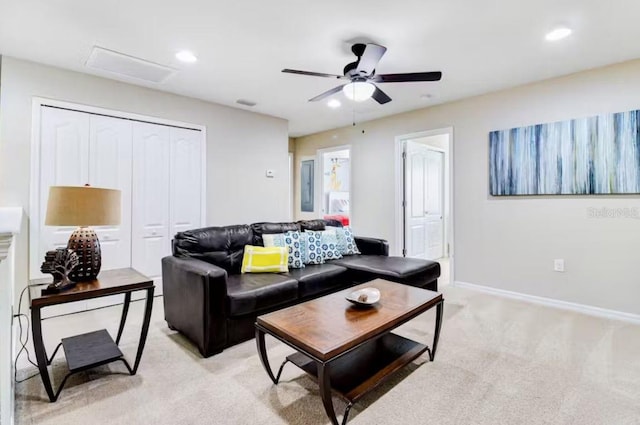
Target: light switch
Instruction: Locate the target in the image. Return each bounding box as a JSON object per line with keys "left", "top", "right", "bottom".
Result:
{"left": 265, "top": 169, "right": 275, "bottom": 178}
{"left": 553, "top": 259, "right": 565, "bottom": 272}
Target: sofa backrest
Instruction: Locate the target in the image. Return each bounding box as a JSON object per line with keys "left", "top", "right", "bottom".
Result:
{"left": 172, "top": 219, "right": 345, "bottom": 274}
{"left": 298, "top": 219, "right": 343, "bottom": 230}
{"left": 173, "top": 225, "right": 253, "bottom": 274}
{"left": 250, "top": 222, "right": 300, "bottom": 246}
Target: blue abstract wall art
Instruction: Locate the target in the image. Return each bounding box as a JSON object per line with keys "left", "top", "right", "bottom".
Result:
{"left": 489, "top": 109, "right": 640, "bottom": 195}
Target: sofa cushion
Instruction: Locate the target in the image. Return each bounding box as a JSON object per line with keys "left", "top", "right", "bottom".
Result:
{"left": 251, "top": 222, "right": 300, "bottom": 246}
{"left": 283, "top": 264, "right": 349, "bottom": 298}
{"left": 332, "top": 255, "right": 440, "bottom": 283}
{"left": 173, "top": 225, "right": 253, "bottom": 274}
{"left": 226, "top": 273, "right": 298, "bottom": 317}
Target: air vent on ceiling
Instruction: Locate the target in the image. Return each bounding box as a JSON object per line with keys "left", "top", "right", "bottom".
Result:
{"left": 236, "top": 99, "right": 257, "bottom": 107}
{"left": 85, "top": 46, "right": 176, "bottom": 83}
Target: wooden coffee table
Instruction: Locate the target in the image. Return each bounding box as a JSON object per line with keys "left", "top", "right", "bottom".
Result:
{"left": 255, "top": 278, "right": 443, "bottom": 425}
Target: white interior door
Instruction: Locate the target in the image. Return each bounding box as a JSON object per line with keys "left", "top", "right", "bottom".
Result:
{"left": 132, "top": 122, "right": 171, "bottom": 292}
{"left": 170, "top": 128, "right": 202, "bottom": 237}
{"left": 425, "top": 149, "right": 445, "bottom": 259}
{"left": 404, "top": 141, "right": 445, "bottom": 260}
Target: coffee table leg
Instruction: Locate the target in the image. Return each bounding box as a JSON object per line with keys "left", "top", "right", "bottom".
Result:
{"left": 256, "top": 328, "right": 279, "bottom": 384}
{"left": 318, "top": 363, "right": 340, "bottom": 425}
{"left": 430, "top": 301, "right": 444, "bottom": 361}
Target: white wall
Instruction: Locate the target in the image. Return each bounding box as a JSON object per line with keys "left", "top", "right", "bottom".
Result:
{"left": 0, "top": 56, "right": 290, "bottom": 308}
{"left": 295, "top": 58, "right": 640, "bottom": 315}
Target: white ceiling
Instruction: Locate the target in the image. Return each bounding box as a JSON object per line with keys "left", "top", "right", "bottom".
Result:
{"left": 1, "top": 0, "right": 640, "bottom": 137}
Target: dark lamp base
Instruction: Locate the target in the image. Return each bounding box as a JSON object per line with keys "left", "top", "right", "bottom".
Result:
{"left": 68, "top": 227, "right": 102, "bottom": 281}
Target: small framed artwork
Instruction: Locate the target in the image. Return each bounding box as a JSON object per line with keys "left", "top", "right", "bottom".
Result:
{"left": 301, "top": 159, "right": 315, "bottom": 212}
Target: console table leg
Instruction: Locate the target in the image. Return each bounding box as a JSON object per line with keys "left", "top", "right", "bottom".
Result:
{"left": 318, "top": 363, "right": 340, "bottom": 425}
{"left": 131, "top": 287, "right": 154, "bottom": 374}
{"left": 31, "top": 307, "right": 56, "bottom": 402}
{"left": 116, "top": 292, "right": 131, "bottom": 345}
{"left": 430, "top": 301, "right": 444, "bottom": 361}
{"left": 256, "top": 328, "right": 279, "bottom": 384}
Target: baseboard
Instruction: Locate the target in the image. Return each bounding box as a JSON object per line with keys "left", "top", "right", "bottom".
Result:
{"left": 453, "top": 281, "right": 640, "bottom": 325}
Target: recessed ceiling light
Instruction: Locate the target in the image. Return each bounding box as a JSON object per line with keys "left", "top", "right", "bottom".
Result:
{"left": 327, "top": 99, "right": 341, "bottom": 108}
{"left": 545, "top": 27, "right": 572, "bottom": 42}
{"left": 176, "top": 50, "right": 198, "bottom": 63}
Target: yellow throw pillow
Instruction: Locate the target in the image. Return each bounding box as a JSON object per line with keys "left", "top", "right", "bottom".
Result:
{"left": 241, "top": 245, "right": 289, "bottom": 273}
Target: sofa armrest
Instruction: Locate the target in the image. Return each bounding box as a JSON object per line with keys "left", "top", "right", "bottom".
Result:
{"left": 354, "top": 236, "right": 389, "bottom": 256}
{"left": 162, "top": 256, "right": 229, "bottom": 357}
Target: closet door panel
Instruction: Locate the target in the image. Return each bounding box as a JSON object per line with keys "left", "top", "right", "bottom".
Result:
{"left": 170, "top": 128, "right": 202, "bottom": 236}
{"left": 132, "top": 122, "right": 170, "bottom": 286}
{"left": 86, "top": 116, "right": 133, "bottom": 310}
{"left": 38, "top": 108, "right": 90, "bottom": 265}
{"left": 38, "top": 107, "right": 90, "bottom": 316}
{"left": 89, "top": 115, "right": 133, "bottom": 271}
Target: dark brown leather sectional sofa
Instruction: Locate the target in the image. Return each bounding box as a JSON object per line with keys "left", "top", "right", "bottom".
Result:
{"left": 161, "top": 219, "right": 441, "bottom": 357}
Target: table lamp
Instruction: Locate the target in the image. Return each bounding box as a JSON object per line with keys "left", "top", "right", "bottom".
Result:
{"left": 45, "top": 185, "right": 121, "bottom": 282}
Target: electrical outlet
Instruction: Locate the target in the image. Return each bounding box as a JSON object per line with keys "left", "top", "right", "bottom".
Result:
{"left": 554, "top": 259, "right": 565, "bottom": 272}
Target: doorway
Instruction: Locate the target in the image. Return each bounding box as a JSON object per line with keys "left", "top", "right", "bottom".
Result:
{"left": 318, "top": 146, "right": 351, "bottom": 225}
{"left": 395, "top": 129, "right": 453, "bottom": 284}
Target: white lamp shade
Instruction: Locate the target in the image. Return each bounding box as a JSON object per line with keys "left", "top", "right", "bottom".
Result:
{"left": 45, "top": 186, "right": 121, "bottom": 226}
{"left": 343, "top": 82, "right": 375, "bottom": 102}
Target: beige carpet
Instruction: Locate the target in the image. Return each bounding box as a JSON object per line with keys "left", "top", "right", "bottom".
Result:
{"left": 15, "top": 284, "right": 640, "bottom": 425}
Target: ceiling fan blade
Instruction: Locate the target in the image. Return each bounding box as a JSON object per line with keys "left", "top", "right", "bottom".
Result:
{"left": 282, "top": 69, "right": 346, "bottom": 79}
{"left": 308, "top": 85, "right": 346, "bottom": 102}
{"left": 371, "top": 86, "right": 392, "bottom": 105}
{"left": 373, "top": 71, "right": 442, "bottom": 83}
{"left": 355, "top": 44, "right": 387, "bottom": 75}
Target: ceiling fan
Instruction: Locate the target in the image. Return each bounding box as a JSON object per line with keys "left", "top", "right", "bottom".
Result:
{"left": 282, "top": 43, "right": 442, "bottom": 105}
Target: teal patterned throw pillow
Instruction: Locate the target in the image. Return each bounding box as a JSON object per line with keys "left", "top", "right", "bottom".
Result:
{"left": 263, "top": 232, "right": 305, "bottom": 269}
{"left": 320, "top": 229, "right": 343, "bottom": 261}
{"left": 283, "top": 231, "right": 305, "bottom": 269}
{"left": 340, "top": 226, "right": 360, "bottom": 255}
{"left": 327, "top": 226, "right": 361, "bottom": 256}
{"left": 303, "top": 230, "right": 325, "bottom": 265}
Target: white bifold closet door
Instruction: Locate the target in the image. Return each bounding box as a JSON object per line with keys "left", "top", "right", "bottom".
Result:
{"left": 170, "top": 127, "right": 203, "bottom": 236}
{"left": 131, "top": 122, "right": 171, "bottom": 293}
{"left": 36, "top": 106, "right": 203, "bottom": 316}
{"left": 131, "top": 123, "right": 203, "bottom": 295}
{"left": 39, "top": 108, "right": 133, "bottom": 316}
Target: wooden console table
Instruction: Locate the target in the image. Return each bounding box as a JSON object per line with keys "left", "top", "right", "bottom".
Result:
{"left": 29, "top": 268, "right": 154, "bottom": 402}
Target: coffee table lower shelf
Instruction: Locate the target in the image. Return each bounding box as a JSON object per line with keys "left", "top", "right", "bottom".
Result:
{"left": 288, "top": 332, "right": 428, "bottom": 403}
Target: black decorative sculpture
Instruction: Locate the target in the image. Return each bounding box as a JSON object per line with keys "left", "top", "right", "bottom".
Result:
{"left": 40, "top": 248, "right": 80, "bottom": 295}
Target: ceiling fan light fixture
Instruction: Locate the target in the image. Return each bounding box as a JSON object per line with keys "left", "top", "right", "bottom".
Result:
{"left": 343, "top": 82, "right": 375, "bottom": 102}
